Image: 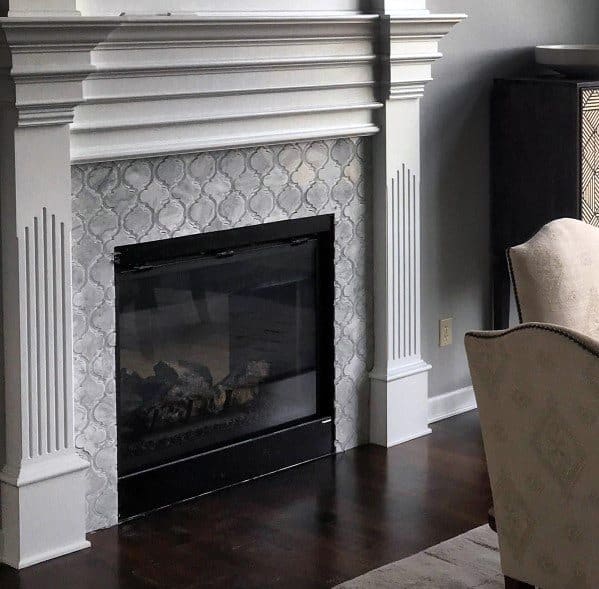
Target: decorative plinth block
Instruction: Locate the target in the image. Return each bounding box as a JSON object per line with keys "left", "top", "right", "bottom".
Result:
{"left": 0, "top": 455, "right": 90, "bottom": 568}
{"left": 370, "top": 361, "right": 432, "bottom": 447}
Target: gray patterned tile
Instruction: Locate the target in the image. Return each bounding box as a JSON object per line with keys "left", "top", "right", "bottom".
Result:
{"left": 72, "top": 138, "right": 373, "bottom": 532}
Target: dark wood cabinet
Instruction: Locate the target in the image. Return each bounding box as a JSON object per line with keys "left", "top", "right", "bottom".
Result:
{"left": 491, "top": 77, "right": 599, "bottom": 328}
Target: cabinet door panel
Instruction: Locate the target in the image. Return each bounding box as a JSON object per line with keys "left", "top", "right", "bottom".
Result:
{"left": 581, "top": 88, "right": 599, "bottom": 226}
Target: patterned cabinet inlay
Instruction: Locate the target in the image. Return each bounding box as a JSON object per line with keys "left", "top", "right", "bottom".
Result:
{"left": 581, "top": 88, "right": 599, "bottom": 226}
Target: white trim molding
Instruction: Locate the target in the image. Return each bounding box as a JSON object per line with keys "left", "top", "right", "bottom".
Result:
{"left": 428, "top": 386, "right": 477, "bottom": 425}
{"left": 0, "top": 109, "right": 90, "bottom": 570}
{"left": 0, "top": 14, "right": 381, "bottom": 161}
{"left": 0, "top": 1, "right": 465, "bottom": 567}
{"left": 369, "top": 3, "right": 465, "bottom": 447}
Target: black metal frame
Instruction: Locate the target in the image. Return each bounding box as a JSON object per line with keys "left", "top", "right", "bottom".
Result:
{"left": 115, "top": 215, "right": 335, "bottom": 520}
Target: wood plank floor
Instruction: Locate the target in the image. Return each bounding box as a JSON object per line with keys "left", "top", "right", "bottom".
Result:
{"left": 0, "top": 411, "right": 491, "bottom": 589}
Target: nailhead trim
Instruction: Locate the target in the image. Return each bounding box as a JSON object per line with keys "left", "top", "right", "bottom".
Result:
{"left": 466, "top": 323, "right": 599, "bottom": 360}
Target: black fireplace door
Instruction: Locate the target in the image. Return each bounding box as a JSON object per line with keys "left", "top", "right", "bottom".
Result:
{"left": 115, "top": 216, "right": 335, "bottom": 518}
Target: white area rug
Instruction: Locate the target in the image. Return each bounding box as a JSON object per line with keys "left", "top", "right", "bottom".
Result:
{"left": 334, "top": 525, "right": 503, "bottom": 588}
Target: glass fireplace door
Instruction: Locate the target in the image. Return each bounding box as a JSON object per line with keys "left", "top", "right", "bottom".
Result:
{"left": 116, "top": 234, "right": 325, "bottom": 477}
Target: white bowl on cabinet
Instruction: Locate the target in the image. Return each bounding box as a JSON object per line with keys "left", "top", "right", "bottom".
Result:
{"left": 536, "top": 45, "right": 599, "bottom": 78}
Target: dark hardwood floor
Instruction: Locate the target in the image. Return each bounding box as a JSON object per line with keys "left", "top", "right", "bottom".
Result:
{"left": 0, "top": 411, "right": 491, "bottom": 589}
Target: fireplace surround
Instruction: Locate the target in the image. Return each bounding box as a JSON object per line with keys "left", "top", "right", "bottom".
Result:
{"left": 72, "top": 139, "right": 371, "bottom": 530}
{"left": 0, "top": 0, "right": 465, "bottom": 570}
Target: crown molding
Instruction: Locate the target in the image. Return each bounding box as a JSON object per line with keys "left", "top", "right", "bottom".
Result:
{"left": 0, "top": 11, "right": 465, "bottom": 152}
{"left": 0, "top": 13, "right": 382, "bottom": 156}
{"left": 389, "top": 13, "right": 467, "bottom": 38}
{"left": 383, "top": 12, "right": 466, "bottom": 99}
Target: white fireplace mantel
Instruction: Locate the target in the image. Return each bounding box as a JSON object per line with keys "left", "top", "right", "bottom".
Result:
{"left": 0, "top": 1, "right": 464, "bottom": 569}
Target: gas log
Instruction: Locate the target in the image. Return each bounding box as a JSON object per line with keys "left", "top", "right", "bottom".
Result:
{"left": 121, "top": 359, "right": 271, "bottom": 432}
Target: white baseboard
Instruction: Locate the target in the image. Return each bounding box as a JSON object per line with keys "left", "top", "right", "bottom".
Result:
{"left": 387, "top": 427, "right": 432, "bottom": 447}
{"left": 15, "top": 540, "right": 91, "bottom": 570}
{"left": 428, "top": 386, "right": 477, "bottom": 424}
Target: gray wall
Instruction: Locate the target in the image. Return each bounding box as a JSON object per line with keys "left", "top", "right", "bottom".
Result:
{"left": 421, "top": 0, "right": 599, "bottom": 397}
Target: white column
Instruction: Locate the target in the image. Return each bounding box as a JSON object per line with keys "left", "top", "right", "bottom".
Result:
{"left": 369, "top": 4, "right": 465, "bottom": 446}
{"left": 0, "top": 25, "right": 90, "bottom": 569}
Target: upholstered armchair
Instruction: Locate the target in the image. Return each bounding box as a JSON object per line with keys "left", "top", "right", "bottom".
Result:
{"left": 465, "top": 323, "right": 599, "bottom": 589}
{"left": 467, "top": 219, "right": 599, "bottom": 587}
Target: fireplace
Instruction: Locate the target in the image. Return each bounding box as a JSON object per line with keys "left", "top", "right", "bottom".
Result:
{"left": 0, "top": 4, "right": 464, "bottom": 568}
{"left": 115, "top": 216, "right": 335, "bottom": 518}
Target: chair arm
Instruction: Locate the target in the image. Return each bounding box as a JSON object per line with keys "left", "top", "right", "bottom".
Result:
{"left": 465, "top": 322, "right": 599, "bottom": 589}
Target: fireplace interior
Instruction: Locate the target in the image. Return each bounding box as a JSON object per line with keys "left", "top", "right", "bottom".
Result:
{"left": 116, "top": 215, "right": 335, "bottom": 519}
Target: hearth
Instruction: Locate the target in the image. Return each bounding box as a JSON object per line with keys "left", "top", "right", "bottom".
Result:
{"left": 116, "top": 215, "right": 335, "bottom": 518}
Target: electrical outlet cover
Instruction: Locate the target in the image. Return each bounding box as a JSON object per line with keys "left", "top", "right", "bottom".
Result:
{"left": 439, "top": 318, "right": 453, "bottom": 347}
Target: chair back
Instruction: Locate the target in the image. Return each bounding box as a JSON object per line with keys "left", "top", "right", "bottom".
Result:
{"left": 508, "top": 218, "right": 599, "bottom": 339}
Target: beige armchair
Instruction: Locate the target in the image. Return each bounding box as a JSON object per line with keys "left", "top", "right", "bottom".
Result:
{"left": 465, "top": 323, "right": 599, "bottom": 589}
{"left": 468, "top": 219, "right": 599, "bottom": 587}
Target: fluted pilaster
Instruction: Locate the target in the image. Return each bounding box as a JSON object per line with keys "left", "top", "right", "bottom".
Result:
{"left": 369, "top": 5, "right": 465, "bottom": 446}
{"left": 0, "top": 28, "right": 90, "bottom": 566}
